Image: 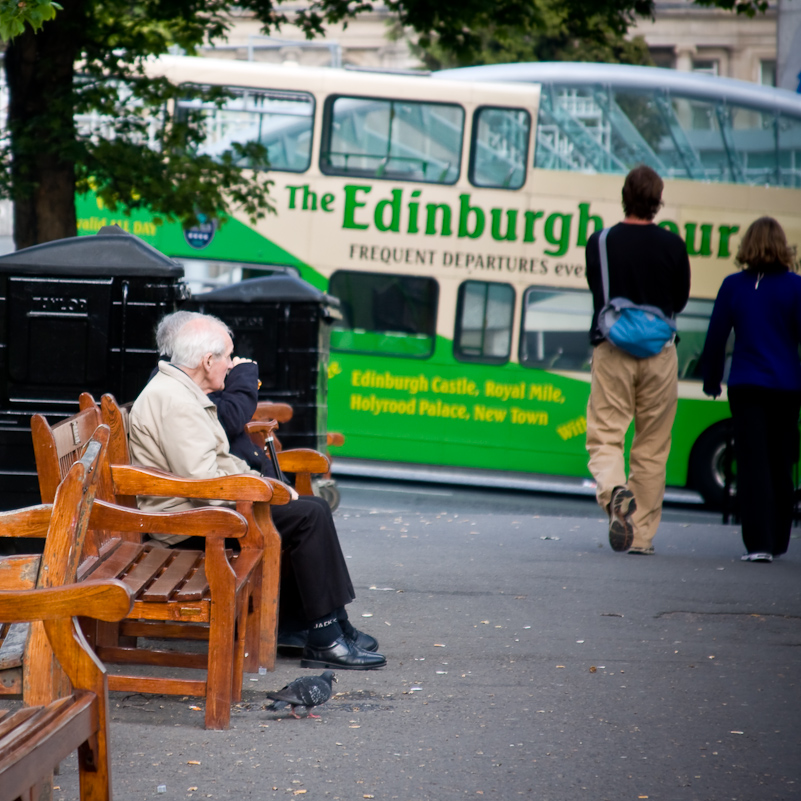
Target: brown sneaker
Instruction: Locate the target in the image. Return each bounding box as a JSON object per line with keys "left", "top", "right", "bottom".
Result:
{"left": 609, "top": 487, "right": 636, "bottom": 552}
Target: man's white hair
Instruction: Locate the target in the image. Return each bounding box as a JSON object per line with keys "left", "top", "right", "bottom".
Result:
{"left": 155, "top": 310, "right": 199, "bottom": 359}
{"left": 165, "top": 312, "right": 233, "bottom": 369}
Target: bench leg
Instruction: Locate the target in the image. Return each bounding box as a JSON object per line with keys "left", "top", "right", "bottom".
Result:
{"left": 204, "top": 601, "right": 234, "bottom": 730}
{"left": 78, "top": 733, "right": 112, "bottom": 801}
{"left": 243, "top": 578, "right": 261, "bottom": 675}
{"left": 253, "top": 504, "right": 280, "bottom": 672}
{"left": 232, "top": 589, "right": 250, "bottom": 703}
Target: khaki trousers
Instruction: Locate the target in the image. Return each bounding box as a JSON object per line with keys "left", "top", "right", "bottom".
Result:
{"left": 586, "top": 341, "right": 679, "bottom": 549}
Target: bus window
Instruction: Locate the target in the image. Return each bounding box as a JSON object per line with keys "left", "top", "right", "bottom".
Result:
{"left": 674, "top": 298, "right": 734, "bottom": 381}
{"left": 533, "top": 83, "right": 801, "bottom": 187}
{"left": 329, "top": 270, "right": 438, "bottom": 357}
{"left": 322, "top": 96, "right": 464, "bottom": 184}
{"left": 454, "top": 281, "right": 515, "bottom": 363}
{"left": 178, "top": 87, "right": 314, "bottom": 172}
{"left": 470, "top": 107, "right": 530, "bottom": 189}
{"left": 520, "top": 288, "right": 593, "bottom": 371}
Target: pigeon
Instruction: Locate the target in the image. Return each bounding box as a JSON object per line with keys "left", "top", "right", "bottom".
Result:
{"left": 265, "top": 671, "right": 337, "bottom": 718}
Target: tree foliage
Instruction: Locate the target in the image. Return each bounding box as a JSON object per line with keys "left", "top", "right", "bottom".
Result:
{"left": 0, "top": 0, "right": 782, "bottom": 248}
{"left": 406, "top": 0, "right": 654, "bottom": 70}
{"left": 0, "top": 0, "right": 61, "bottom": 41}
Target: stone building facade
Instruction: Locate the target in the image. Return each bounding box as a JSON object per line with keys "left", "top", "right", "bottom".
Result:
{"left": 206, "top": 2, "right": 781, "bottom": 87}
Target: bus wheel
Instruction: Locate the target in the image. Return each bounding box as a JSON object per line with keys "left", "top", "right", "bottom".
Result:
{"left": 689, "top": 422, "right": 735, "bottom": 509}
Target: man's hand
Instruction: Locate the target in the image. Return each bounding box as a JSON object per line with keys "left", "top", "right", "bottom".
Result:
{"left": 232, "top": 357, "right": 254, "bottom": 367}
{"left": 289, "top": 487, "right": 299, "bottom": 501}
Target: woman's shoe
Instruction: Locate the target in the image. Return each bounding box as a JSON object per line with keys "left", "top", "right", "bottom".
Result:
{"left": 301, "top": 636, "right": 387, "bottom": 670}
{"left": 741, "top": 552, "right": 773, "bottom": 562}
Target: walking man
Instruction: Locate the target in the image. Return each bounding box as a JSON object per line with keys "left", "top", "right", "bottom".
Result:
{"left": 584, "top": 165, "right": 691, "bottom": 554}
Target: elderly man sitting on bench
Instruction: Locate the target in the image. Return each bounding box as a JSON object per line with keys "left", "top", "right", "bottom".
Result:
{"left": 129, "top": 311, "right": 385, "bottom": 670}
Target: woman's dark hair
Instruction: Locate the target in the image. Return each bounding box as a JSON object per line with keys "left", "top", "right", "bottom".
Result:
{"left": 621, "top": 165, "right": 664, "bottom": 220}
{"left": 735, "top": 216, "right": 797, "bottom": 273}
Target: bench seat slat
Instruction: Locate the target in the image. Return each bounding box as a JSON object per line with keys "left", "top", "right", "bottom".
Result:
{"left": 119, "top": 547, "right": 175, "bottom": 596}
{"left": 0, "top": 695, "right": 97, "bottom": 800}
{"left": 141, "top": 550, "right": 203, "bottom": 603}
{"left": 83, "top": 541, "right": 147, "bottom": 582}
{"left": 174, "top": 560, "right": 210, "bottom": 602}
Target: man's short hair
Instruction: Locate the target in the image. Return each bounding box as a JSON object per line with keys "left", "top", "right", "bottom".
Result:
{"left": 164, "top": 312, "right": 233, "bottom": 369}
{"left": 622, "top": 165, "right": 664, "bottom": 221}
{"left": 155, "top": 311, "right": 198, "bottom": 359}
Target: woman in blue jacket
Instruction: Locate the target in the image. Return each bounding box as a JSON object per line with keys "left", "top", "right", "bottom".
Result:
{"left": 702, "top": 217, "right": 801, "bottom": 562}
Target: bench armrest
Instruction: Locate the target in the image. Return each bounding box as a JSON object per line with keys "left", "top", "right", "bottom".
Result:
{"left": 109, "top": 465, "right": 292, "bottom": 504}
{"left": 90, "top": 500, "right": 249, "bottom": 540}
{"left": 252, "top": 402, "right": 293, "bottom": 423}
{"left": 0, "top": 505, "right": 53, "bottom": 539}
{"left": 277, "top": 449, "right": 330, "bottom": 475}
{"left": 0, "top": 579, "right": 134, "bottom": 623}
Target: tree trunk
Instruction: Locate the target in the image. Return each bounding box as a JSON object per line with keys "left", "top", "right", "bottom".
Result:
{"left": 5, "top": 4, "right": 84, "bottom": 249}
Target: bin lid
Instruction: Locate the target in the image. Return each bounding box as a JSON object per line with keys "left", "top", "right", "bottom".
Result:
{"left": 0, "top": 225, "right": 184, "bottom": 277}
{"left": 192, "top": 274, "right": 341, "bottom": 308}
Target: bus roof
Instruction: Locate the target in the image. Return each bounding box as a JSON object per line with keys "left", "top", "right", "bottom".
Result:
{"left": 149, "top": 55, "right": 539, "bottom": 107}
{"left": 435, "top": 62, "right": 801, "bottom": 119}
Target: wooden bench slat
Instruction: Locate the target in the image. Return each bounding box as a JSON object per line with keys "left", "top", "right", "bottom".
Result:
{"left": 0, "top": 695, "right": 81, "bottom": 755}
{"left": 120, "top": 620, "right": 209, "bottom": 640}
{"left": 0, "top": 623, "right": 29, "bottom": 670}
{"left": 0, "top": 696, "right": 97, "bottom": 799}
{"left": 97, "top": 645, "right": 207, "bottom": 670}
{"left": 174, "top": 559, "right": 210, "bottom": 602}
{"left": 128, "top": 601, "right": 209, "bottom": 623}
{"left": 0, "top": 706, "right": 39, "bottom": 743}
{"left": 140, "top": 550, "right": 203, "bottom": 603}
{"left": 83, "top": 540, "right": 146, "bottom": 582}
{"left": 108, "top": 674, "right": 206, "bottom": 696}
{"left": 119, "top": 547, "right": 175, "bottom": 596}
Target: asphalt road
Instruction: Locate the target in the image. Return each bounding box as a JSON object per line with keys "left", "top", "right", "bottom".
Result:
{"left": 19, "top": 479, "right": 801, "bottom": 801}
{"left": 336, "top": 477, "right": 724, "bottom": 526}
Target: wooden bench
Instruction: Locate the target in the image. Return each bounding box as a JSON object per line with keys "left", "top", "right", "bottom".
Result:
{"left": 95, "top": 393, "right": 330, "bottom": 658}
{"left": 0, "top": 579, "right": 133, "bottom": 801}
{"left": 0, "top": 427, "right": 134, "bottom": 801}
{"left": 31, "top": 407, "right": 283, "bottom": 730}
{"left": 1, "top": 428, "right": 111, "bottom": 709}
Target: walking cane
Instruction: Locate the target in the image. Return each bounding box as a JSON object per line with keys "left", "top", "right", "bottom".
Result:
{"left": 265, "top": 425, "right": 286, "bottom": 485}
{"left": 244, "top": 417, "right": 287, "bottom": 484}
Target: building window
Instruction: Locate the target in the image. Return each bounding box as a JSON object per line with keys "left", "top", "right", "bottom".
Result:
{"left": 760, "top": 60, "right": 777, "bottom": 87}
{"left": 649, "top": 48, "right": 676, "bottom": 70}
{"left": 692, "top": 59, "right": 719, "bottom": 77}
{"left": 329, "top": 271, "right": 438, "bottom": 357}
{"left": 454, "top": 281, "right": 515, "bottom": 363}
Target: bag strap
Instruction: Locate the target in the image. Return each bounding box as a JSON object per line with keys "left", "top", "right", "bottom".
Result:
{"left": 598, "top": 227, "right": 611, "bottom": 304}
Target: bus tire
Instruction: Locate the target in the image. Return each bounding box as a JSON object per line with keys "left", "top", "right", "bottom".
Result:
{"left": 689, "top": 422, "right": 735, "bottom": 510}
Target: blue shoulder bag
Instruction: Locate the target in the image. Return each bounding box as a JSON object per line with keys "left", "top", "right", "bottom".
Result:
{"left": 597, "top": 227, "right": 677, "bottom": 359}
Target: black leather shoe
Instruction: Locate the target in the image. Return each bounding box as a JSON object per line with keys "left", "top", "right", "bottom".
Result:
{"left": 345, "top": 628, "right": 379, "bottom": 652}
{"left": 280, "top": 628, "right": 379, "bottom": 652}
{"left": 301, "top": 636, "right": 386, "bottom": 670}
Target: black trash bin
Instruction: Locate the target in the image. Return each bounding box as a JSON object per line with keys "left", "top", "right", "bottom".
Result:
{"left": 183, "top": 275, "right": 341, "bottom": 454}
{"left": 0, "top": 226, "right": 187, "bottom": 515}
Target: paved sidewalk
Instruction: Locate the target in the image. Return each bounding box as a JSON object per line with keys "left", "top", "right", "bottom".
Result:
{"left": 42, "top": 504, "right": 801, "bottom": 800}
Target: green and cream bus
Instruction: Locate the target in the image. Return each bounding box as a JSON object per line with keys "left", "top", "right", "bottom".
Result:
{"left": 76, "top": 56, "right": 801, "bottom": 506}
